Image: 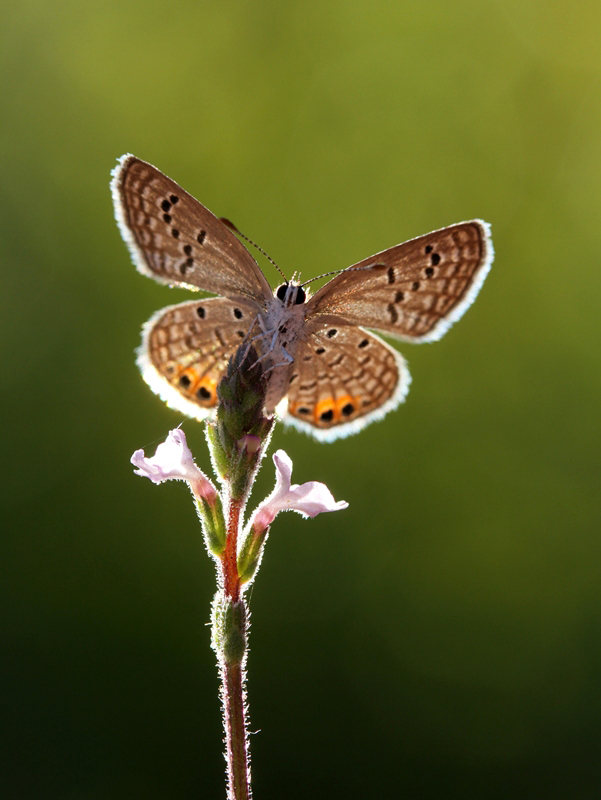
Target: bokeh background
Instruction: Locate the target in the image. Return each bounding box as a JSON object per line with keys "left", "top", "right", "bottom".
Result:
{"left": 2, "top": 1, "right": 601, "bottom": 797}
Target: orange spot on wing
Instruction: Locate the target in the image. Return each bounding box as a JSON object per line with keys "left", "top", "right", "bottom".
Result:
{"left": 176, "top": 366, "right": 199, "bottom": 387}
{"left": 334, "top": 394, "right": 359, "bottom": 419}
{"left": 289, "top": 394, "right": 360, "bottom": 427}
{"left": 195, "top": 375, "right": 219, "bottom": 407}
{"left": 288, "top": 401, "right": 311, "bottom": 418}
{"left": 314, "top": 397, "right": 336, "bottom": 426}
{"left": 175, "top": 368, "right": 219, "bottom": 407}
{"left": 315, "top": 394, "right": 361, "bottom": 426}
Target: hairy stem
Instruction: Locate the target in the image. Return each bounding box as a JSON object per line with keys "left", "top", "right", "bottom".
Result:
{"left": 220, "top": 495, "right": 251, "bottom": 800}
{"left": 223, "top": 496, "right": 243, "bottom": 602}
{"left": 221, "top": 635, "right": 250, "bottom": 800}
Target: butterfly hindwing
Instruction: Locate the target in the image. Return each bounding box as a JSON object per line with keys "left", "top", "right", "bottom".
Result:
{"left": 111, "top": 155, "right": 272, "bottom": 305}
{"left": 307, "top": 221, "right": 493, "bottom": 343}
{"left": 137, "top": 297, "right": 259, "bottom": 420}
{"left": 281, "top": 325, "right": 411, "bottom": 442}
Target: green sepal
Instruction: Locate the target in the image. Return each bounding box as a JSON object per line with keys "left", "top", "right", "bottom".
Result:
{"left": 196, "top": 494, "right": 226, "bottom": 556}
{"left": 237, "top": 524, "right": 269, "bottom": 585}
{"left": 205, "top": 422, "right": 229, "bottom": 487}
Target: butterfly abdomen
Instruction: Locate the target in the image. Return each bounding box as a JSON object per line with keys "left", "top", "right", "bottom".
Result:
{"left": 259, "top": 296, "right": 308, "bottom": 412}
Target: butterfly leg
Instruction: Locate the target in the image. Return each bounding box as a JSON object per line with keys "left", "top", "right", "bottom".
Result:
{"left": 261, "top": 347, "right": 294, "bottom": 375}
{"left": 238, "top": 315, "right": 273, "bottom": 362}
{"left": 243, "top": 314, "right": 282, "bottom": 365}
{"left": 251, "top": 328, "right": 280, "bottom": 365}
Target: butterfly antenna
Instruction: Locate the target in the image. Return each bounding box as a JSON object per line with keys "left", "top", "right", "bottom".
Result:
{"left": 220, "top": 217, "right": 288, "bottom": 282}
{"left": 301, "top": 260, "right": 389, "bottom": 287}
{"left": 300, "top": 269, "right": 343, "bottom": 288}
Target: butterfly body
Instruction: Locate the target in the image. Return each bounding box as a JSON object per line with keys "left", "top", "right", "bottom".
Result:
{"left": 242, "top": 282, "right": 311, "bottom": 412}
{"left": 112, "top": 155, "right": 493, "bottom": 441}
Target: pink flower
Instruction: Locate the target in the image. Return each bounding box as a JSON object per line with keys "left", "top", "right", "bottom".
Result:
{"left": 252, "top": 450, "right": 348, "bottom": 532}
{"left": 131, "top": 429, "right": 217, "bottom": 503}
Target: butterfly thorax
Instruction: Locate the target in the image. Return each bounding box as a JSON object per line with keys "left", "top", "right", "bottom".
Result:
{"left": 259, "top": 283, "right": 309, "bottom": 412}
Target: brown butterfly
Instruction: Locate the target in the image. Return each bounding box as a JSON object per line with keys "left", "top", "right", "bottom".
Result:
{"left": 111, "top": 155, "right": 493, "bottom": 441}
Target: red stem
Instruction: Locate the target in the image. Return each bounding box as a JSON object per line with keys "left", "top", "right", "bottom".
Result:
{"left": 222, "top": 661, "right": 251, "bottom": 800}
{"left": 223, "top": 496, "right": 242, "bottom": 601}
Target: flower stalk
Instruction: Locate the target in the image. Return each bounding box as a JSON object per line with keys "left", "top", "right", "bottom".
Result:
{"left": 131, "top": 346, "right": 347, "bottom": 800}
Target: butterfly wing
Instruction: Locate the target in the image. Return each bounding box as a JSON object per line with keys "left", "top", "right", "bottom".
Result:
{"left": 137, "top": 297, "right": 260, "bottom": 420}
{"left": 306, "top": 221, "right": 493, "bottom": 342}
{"left": 111, "top": 154, "right": 273, "bottom": 306}
{"left": 280, "top": 326, "right": 411, "bottom": 442}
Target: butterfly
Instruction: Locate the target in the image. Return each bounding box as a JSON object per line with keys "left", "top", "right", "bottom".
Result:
{"left": 111, "top": 154, "right": 493, "bottom": 442}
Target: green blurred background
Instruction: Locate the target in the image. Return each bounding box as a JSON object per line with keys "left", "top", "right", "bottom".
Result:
{"left": 2, "top": 0, "right": 601, "bottom": 797}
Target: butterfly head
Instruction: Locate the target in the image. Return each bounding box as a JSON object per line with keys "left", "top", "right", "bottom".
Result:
{"left": 275, "top": 282, "right": 307, "bottom": 308}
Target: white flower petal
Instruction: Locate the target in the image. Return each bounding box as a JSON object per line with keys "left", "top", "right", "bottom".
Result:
{"left": 272, "top": 450, "right": 293, "bottom": 492}
{"left": 251, "top": 450, "right": 348, "bottom": 531}
{"left": 131, "top": 429, "right": 216, "bottom": 501}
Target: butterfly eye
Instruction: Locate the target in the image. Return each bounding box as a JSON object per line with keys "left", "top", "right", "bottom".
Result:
{"left": 276, "top": 284, "right": 289, "bottom": 301}
{"left": 293, "top": 286, "right": 306, "bottom": 304}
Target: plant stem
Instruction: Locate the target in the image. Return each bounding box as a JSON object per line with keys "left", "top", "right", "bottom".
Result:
{"left": 223, "top": 496, "right": 243, "bottom": 602}
{"left": 220, "top": 495, "right": 251, "bottom": 800}
{"left": 222, "top": 641, "right": 251, "bottom": 800}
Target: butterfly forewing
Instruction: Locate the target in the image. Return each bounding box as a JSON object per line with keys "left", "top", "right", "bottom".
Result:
{"left": 111, "top": 155, "right": 272, "bottom": 305}
{"left": 137, "top": 297, "right": 260, "bottom": 420}
{"left": 307, "top": 221, "right": 493, "bottom": 343}
{"left": 282, "top": 326, "right": 410, "bottom": 442}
